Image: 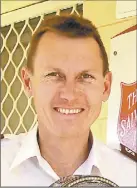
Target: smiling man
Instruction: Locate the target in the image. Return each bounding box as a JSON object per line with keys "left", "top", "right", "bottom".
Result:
{"left": 1, "top": 14, "right": 136, "bottom": 186}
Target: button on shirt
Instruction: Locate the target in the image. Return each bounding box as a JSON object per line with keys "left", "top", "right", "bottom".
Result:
{"left": 1, "top": 125, "right": 100, "bottom": 186}
{"left": 1, "top": 125, "right": 136, "bottom": 186}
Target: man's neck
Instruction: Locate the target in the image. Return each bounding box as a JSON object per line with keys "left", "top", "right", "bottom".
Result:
{"left": 37, "top": 129, "right": 91, "bottom": 177}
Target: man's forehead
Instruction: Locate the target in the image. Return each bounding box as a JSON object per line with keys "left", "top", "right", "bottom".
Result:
{"left": 35, "top": 34, "right": 102, "bottom": 61}
{"left": 37, "top": 31, "right": 99, "bottom": 49}
{"left": 33, "top": 31, "right": 103, "bottom": 73}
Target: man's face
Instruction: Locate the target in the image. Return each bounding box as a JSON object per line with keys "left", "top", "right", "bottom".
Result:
{"left": 22, "top": 32, "right": 111, "bottom": 137}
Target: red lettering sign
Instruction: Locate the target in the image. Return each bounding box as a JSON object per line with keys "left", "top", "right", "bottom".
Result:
{"left": 117, "top": 82, "right": 137, "bottom": 153}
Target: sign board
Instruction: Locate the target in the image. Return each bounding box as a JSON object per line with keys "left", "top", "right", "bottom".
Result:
{"left": 107, "top": 25, "right": 137, "bottom": 161}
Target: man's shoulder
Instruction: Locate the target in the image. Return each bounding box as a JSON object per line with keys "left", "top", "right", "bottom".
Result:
{"left": 95, "top": 138, "right": 135, "bottom": 163}
{"left": 1, "top": 133, "right": 27, "bottom": 186}
{"left": 94, "top": 139, "right": 136, "bottom": 186}
{"left": 1, "top": 133, "right": 26, "bottom": 165}
{"left": 1, "top": 133, "right": 26, "bottom": 147}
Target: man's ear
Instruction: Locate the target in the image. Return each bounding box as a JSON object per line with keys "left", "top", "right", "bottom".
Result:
{"left": 102, "top": 71, "right": 112, "bottom": 102}
{"left": 21, "top": 67, "right": 33, "bottom": 97}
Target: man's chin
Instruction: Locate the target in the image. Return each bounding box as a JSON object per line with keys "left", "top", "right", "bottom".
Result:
{"left": 51, "top": 121, "right": 88, "bottom": 138}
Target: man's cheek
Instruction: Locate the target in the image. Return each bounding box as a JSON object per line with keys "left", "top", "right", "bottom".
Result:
{"left": 87, "top": 94, "right": 102, "bottom": 105}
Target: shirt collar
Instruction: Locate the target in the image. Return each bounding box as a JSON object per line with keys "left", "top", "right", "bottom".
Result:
{"left": 73, "top": 132, "right": 100, "bottom": 176}
{"left": 10, "top": 125, "right": 100, "bottom": 175}
{"left": 10, "top": 124, "right": 40, "bottom": 171}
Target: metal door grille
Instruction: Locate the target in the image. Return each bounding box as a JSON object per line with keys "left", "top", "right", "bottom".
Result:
{"left": 1, "top": 3, "right": 83, "bottom": 135}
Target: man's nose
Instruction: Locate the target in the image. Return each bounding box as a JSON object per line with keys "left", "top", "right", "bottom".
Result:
{"left": 59, "top": 81, "right": 78, "bottom": 102}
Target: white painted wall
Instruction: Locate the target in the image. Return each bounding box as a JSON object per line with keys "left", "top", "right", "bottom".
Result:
{"left": 1, "top": 1, "right": 83, "bottom": 26}
{"left": 1, "top": 1, "right": 41, "bottom": 14}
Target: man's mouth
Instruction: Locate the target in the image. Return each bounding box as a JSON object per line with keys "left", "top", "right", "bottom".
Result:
{"left": 54, "top": 107, "right": 84, "bottom": 115}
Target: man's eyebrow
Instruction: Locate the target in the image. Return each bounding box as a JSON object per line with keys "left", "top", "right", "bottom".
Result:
{"left": 80, "top": 70, "right": 91, "bottom": 73}
{"left": 46, "top": 68, "right": 63, "bottom": 72}
{"left": 78, "top": 70, "right": 94, "bottom": 75}
{"left": 53, "top": 68, "right": 63, "bottom": 72}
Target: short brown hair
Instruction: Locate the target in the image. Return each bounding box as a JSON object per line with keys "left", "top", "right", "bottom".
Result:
{"left": 27, "top": 14, "right": 109, "bottom": 76}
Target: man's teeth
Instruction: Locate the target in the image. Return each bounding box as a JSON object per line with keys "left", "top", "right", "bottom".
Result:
{"left": 56, "top": 108, "right": 82, "bottom": 114}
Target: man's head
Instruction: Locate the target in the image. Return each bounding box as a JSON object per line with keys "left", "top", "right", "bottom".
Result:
{"left": 22, "top": 14, "right": 112, "bottom": 138}
{"left": 27, "top": 14, "right": 109, "bottom": 76}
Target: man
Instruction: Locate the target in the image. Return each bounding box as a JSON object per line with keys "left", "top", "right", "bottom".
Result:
{"left": 1, "top": 14, "right": 136, "bottom": 186}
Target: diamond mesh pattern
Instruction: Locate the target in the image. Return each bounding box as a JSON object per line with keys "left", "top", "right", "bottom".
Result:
{"left": 1, "top": 3, "right": 83, "bottom": 135}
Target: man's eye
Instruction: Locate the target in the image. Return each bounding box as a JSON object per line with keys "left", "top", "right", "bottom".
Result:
{"left": 47, "top": 72, "right": 59, "bottom": 77}
{"left": 44, "top": 72, "right": 65, "bottom": 80}
{"left": 78, "top": 73, "right": 95, "bottom": 83}
{"left": 46, "top": 72, "right": 60, "bottom": 77}
{"left": 81, "top": 73, "right": 94, "bottom": 79}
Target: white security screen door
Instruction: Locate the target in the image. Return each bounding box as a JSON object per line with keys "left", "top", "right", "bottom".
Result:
{"left": 1, "top": 1, "right": 83, "bottom": 134}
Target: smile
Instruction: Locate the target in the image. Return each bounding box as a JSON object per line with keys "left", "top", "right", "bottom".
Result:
{"left": 54, "top": 108, "right": 84, "bottom": 115}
